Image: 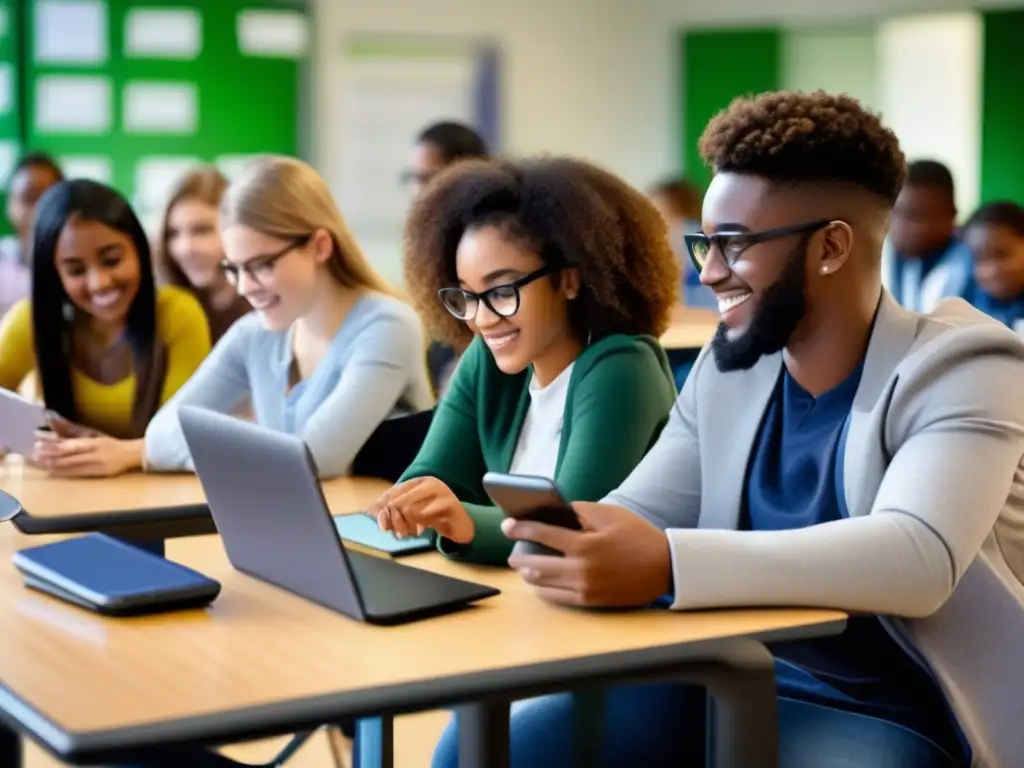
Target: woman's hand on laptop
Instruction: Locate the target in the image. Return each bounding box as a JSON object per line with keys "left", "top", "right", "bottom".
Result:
{"left": 367, "top": 477, "right": 474, "bottom": 543}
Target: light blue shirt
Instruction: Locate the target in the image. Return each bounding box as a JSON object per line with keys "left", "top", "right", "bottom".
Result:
{"left": 144, "top": 293, "right": 434, "bottom": 478}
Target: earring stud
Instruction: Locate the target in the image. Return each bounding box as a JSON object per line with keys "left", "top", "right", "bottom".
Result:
{"left": 820, "top": 266, "right": 830, "bottom": 274}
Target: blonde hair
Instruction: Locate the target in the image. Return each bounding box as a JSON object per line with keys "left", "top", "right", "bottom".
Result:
{"left": 156, "top": 165, "right": 229, "bottom": 289}
{"left": 220, "top": 155, "right": 394, "bottom": 296}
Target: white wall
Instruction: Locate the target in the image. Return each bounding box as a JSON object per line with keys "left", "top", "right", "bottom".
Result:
{"left": 311, "top": 0, "right": 677, "bottom": 280}
{"left": 878, "top": 13, "right": 983, "bottom": 216}
{"left": 782, "top": 25, "right": 878, "bottom": 110}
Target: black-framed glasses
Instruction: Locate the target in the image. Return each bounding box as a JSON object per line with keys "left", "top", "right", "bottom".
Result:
{"left": 684, "top": 220, "right": 833, "bottom": 272}
{"left": 438, "top": 264, "right": 562, "bottom": 321}
{"left": 219, "top": 236, "right": 310, "bottom": 286}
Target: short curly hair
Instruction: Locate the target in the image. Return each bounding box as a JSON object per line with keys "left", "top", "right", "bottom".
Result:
{"left": 403, "top": 156, "right": 679, "bottom": 347}
{"left": 699, "top": 90, "right": 907, "bottom": 205}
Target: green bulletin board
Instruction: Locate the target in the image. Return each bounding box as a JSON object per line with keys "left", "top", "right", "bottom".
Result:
{"left": 0, "top": 0, "right": 21, "bottom": 234}
{"left": 681, "top": 28, "right": 782, "bottom": 190}
{"left": 15, "top": 0, "right": 308, "bottom": 228}
{"left": 980, "top": 9, "right": 1024, "bottom": 206}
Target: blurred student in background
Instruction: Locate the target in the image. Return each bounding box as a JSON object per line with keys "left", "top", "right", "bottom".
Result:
{"left": 648, "top": 175, "right": 711, "bottom": 310}
{"left": 886, "top": 159, "right": 971, "bottom": 312}
{"left": 156, "top": 166, "right": 250, "bottom": 342}
{"left": 648, "top": 175, "right": 703, "bottom": 234}
{"left": 404, "top": 120, "right": 491, "bottom": 396}
{"left": 0, "top": 153, "right": 63, "bottom": 319}
{"left": 369, "top": 156, "right": 678, "bottom": 565}
{"left": 143, "top": 156, "right": 433, "bottom": 479}
{"left": 0, "top": 180, "right": 210, "bottom": 472}
{"left": 960, "top": 201, "right": 1024, "bottom": 332}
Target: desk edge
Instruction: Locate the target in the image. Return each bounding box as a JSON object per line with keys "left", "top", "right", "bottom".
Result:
{"left": 4, "top": 615, "right": 846, "bottom": 762}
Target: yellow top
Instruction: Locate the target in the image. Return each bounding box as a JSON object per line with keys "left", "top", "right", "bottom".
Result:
{"left": 0, "top": 285, "right": 211, "bottom": 436}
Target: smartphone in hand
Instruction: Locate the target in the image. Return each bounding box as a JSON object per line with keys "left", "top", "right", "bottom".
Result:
{"left": 482, "top": 472, "right": 581, "bottom": 556}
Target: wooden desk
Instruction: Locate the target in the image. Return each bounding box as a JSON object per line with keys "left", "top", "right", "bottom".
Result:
{"left": 0, "top": 472, "right": 846, "bottom": 768}
{"left": 660, "top": 305, "right": 718, "bottom": 350}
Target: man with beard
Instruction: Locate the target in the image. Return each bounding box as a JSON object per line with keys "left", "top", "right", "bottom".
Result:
{"left": 431, "top": 92, "right": 1024, "bottom": 767}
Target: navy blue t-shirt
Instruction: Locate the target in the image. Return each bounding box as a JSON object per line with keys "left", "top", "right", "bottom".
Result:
{"left": 743, "top": 364, "right": 967, "bottom": 765}
{"left": 961, "top": 278, "right": 1024, "bottom": 330}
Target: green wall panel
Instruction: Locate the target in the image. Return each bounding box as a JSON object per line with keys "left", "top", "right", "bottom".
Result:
{"left": 980, "top": 9, "right": 1024, "bottom": 205}
{"left": 682, "top": 28, "right": 782, "bottom": 190}
{"left": 23, "top": 0, "right": 307, "bottom": 205}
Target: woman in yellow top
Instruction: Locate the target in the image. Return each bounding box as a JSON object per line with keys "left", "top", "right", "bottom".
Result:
{"left": 0, "top": 179, "right": 210, "bottom": 475}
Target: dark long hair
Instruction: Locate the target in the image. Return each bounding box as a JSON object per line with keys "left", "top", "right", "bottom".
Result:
{"left": 31, "top": 179, "right": 158, "bottom": 423}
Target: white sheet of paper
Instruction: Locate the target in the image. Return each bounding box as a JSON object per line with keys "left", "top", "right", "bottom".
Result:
{"left": 59, "top": 155, "right": 112, "bottom": 183}
{"left": 237, "top": 10, "right": 308, "bottom": 57}
{"left": 0, "top": 65, "right": 12, "bottom": 115}
{"left": 125, "top": 8, "right": 201, "bottom": 59}
{"left": 35, "top": 75, "right": 112, "bottom": 134}
{"left": 134, "top": 156, "right": 201, "bottom": 212}
{"left": 35, "top": 0, "right": 108, "bottom": 65}
{"left": 0, "top": 141, "right": 18, "bottom": 188}
{"left": 123, "top": 82, "right": 197, "bottom": 134}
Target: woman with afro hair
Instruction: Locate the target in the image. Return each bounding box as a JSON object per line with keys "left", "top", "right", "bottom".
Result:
{"left": 366, "top": 155, "right": 680, "bottom": 565}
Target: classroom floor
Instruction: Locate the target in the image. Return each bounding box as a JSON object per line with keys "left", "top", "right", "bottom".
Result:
{"left": 25, "top": 711, "right": 449, "bottom": 768}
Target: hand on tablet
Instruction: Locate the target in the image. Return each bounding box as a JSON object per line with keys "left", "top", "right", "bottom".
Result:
{"left": 367, "top": 477, "right": 473, "bottom": 543}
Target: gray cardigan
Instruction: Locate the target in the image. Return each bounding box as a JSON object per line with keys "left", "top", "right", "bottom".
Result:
{"left": 606, "top": 291, "right": 1024, "bottom": 768}
{"left": 144, "top": 293, "right": 434, "bottom": 478}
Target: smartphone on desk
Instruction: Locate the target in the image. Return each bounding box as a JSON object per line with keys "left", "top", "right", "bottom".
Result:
{"left": 13, "top": 533, "right": 221, "bottom": 617}
{"left": 482, "top": 472, "right": 582, "bottom": 556}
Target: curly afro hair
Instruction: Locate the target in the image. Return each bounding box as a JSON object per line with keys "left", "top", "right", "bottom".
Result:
{"left": 403, "top": 156, "right": 679, "bottom": 348}
{"left": 966, "top": 201, "right": 1024, "bottom": 236}
{"left": 698, "top": 90, "right": 907, "bottom": 206}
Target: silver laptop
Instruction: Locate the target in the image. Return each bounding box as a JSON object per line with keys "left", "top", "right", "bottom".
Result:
{"left": 178, "top": 406, "right": 499, "bottom": 625}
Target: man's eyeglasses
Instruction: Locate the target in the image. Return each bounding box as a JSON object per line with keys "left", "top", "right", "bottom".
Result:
{"left": 219, "top": 236, "right": 310, "bottom": 286}
{"left": 438, "top": 265, "right": 562, "bottom": 321}
{"left": 684, "top": 220, "right": 833, "bottom": 273}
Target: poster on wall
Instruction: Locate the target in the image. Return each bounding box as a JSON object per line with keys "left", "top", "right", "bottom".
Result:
{"left": 335, "top": 35, "right": 501, "bottom": 275}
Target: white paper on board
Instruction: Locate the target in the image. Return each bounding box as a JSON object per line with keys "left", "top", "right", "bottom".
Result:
{"left": 237, "top": 10, "right": 308, "bottom": 57}
{"left": 125, "top": 8, "right": 201, "bottom": 59}
{"left": 215, "top": 154, "right": 260, "bottom": 181}
{"left": 35, "top": 0, "right": 108, "bottom": 65}
{"left": 36, "top": 75, "right": 112, "bottom": 134}
{"left": 0, "top": 141, "right": 18, "bottom": 188}
{"left": 134, "top": 156, "right": 202, "bottom": 213}
{"left": 123, "top": 82, "right": 197, "bottom": 134}
{"left": 0, "top": 65, "right": 12, "bottom": 115}
{"left": 59, "top": 155, "right": 113, "bottom": 184}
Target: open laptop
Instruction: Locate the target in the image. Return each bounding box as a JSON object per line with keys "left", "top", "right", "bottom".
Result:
{"left": 178, "top": 406, "right": 499, "bottom": 625}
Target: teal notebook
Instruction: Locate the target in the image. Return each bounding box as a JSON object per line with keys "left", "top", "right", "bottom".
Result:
{"left": 333, "top": 514, "right": 433, "bottom": 557}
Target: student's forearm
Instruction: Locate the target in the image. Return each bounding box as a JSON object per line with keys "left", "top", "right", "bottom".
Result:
{"left": 116, "top": 438, "right": 145, "bottom": 474}
{"left": 665, "top": 512, "right": 953, "bottom": 618}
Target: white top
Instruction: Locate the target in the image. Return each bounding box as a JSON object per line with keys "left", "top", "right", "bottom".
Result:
{"left": 508, "top": 362, "right": 575, "bottom": 479}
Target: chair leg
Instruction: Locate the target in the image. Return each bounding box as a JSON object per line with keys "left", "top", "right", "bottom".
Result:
{"left": 326, "top": 726, "right": 352, "bottom": 768}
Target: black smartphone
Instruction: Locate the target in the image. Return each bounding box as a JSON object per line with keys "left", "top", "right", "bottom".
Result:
{"left": 13, "top": 533, "right": 221, "bottom": 617}
{"left": 482, "top": 472, "right": 581, "bottom": 556}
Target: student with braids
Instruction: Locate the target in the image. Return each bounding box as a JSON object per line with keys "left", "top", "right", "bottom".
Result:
{"left": 434, "top": 91, "right": 1024, "bottom": 766}
{"left": 367, "top": 156, "right": 679, "bottom": 565}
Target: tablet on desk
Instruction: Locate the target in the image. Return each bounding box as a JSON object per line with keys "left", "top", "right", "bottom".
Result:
{"left": 0, "top": 388, "right": 47, "bottom": 457}
{"left": 334, "top": 513, "right": 433, "bottom": 557}
{"left": 13, "top": 533, "right": 221, "bottom": 617}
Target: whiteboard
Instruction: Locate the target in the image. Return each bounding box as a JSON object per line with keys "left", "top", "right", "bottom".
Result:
{"left": 337, "top": 55, "right": 474, "bottom": 237}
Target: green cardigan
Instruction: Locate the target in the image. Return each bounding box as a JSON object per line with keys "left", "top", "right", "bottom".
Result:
{"left": 399, "top": 332, "right": 677, "bottom": 565}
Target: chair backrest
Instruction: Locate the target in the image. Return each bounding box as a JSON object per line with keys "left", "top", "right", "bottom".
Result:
{"left": 352, "top": 409, "right": 434, "bottom": 482}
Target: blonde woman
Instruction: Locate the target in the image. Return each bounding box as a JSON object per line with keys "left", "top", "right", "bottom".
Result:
{"left": 143, "top": 156, "right": 434, "bottom": 479}
{"left": 156, "top": 166, "right": 251, "bottom": 342}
